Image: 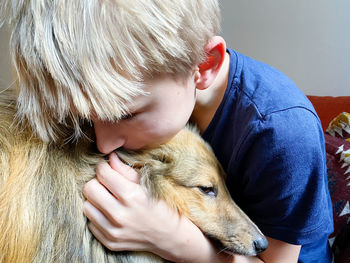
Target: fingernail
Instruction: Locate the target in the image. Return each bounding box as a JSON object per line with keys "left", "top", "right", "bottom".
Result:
{"left": 109, "top": 152, "right": 122, "bottom": 169}
{"left": 109, "top": 152, "right": 119, "bottom": 161}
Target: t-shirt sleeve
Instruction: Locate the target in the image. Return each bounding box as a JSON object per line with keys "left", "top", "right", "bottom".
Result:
{"left": 238, "top": 107, "right": 333, "bottom": 245}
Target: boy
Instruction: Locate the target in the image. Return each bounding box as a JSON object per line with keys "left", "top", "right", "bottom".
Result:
{"left": 1, "top": 0, "right": 333, "bottom": 262}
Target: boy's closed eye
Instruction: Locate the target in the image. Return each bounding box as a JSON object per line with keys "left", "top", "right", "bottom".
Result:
{"left": 120, "top": 113, "right": 135, "bottom": 121}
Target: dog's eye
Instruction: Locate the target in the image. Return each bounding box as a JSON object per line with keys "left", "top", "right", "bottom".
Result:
{"left": 198, "top": 186, "right": 217, "bottom": 197}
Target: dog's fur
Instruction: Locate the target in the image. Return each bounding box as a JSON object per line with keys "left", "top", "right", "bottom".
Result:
{"left": 0, "top": 89, "right": 267, "bottom": 263}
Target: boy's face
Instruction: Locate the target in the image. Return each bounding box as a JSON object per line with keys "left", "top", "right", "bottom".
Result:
{"left": 93, "top": 73, "right": 197, "bottom": 153}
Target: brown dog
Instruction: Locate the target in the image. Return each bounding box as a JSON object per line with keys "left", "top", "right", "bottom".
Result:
{"left": 0, "top": 90, "right": 267, "bottom": 263}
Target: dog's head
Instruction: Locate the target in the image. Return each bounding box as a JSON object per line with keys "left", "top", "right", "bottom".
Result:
{"left": 117, "top": 126, "right": 268, "bottom": 256}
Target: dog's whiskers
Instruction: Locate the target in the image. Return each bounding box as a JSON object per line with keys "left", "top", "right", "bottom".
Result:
{"left": 217, "top": 246, "right": 230, "bottom": 254}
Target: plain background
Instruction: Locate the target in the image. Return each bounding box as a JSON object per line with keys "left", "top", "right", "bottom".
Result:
{"left": 1, "top": 0, "right": 349, "bottom": 95}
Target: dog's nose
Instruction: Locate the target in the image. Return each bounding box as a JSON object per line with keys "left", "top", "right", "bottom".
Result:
{"left": 253, "top": 237, "right": 268, "bottom": 254}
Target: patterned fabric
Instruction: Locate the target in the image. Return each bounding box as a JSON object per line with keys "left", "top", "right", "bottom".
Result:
{"left": 326, "top": 112, "right": 350, "bottom": 141}
{"left": 325, "top": 112, "right": 350, "bottom": 263}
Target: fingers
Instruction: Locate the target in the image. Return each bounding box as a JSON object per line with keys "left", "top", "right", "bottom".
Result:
{"left": 109, "top": 153, "right": 140, "bottom": 184}
{"left": 87, "top": 222, "right": 117, "bottom": 251}
{"left": 82, "top": 154, "right": 153, "bottom": 253}
{"left": 83, "top": 200, "right": 119, "bottom": 238}
{"left": 84, "top": 200, "right": 150, "bottom": 252}
{"left": 85, "top": 209, "right": 128, "bottom": 251}
{"left": 83, "top": 178, "right": 123, "bottom": 224}
{"left": 94, "top": 160, "right": 140, "bottom": 201}
{"left": 87, "top": 222, "right": 147, "bottom": 252}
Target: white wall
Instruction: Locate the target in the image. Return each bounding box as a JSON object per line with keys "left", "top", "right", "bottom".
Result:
{"left": 1, "top": 1, "right": 350, "bottom": 95}
{"left": 220, "top": 0, "right": 350, "bottom": 96}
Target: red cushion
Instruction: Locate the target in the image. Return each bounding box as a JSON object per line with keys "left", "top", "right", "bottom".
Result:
{"left": 307, "top": 96, "right": 350, "bottom": 131}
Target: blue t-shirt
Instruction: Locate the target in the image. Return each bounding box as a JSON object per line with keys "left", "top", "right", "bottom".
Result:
{"left": 202, "top": 49, "right": 333, "bottom": 262}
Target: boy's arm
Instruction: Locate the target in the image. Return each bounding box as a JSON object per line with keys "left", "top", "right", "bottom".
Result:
{"left": 83, "top": 153, "right": 300, "bottom": 263}
{"left": 258, "top": 237, "right": 301, "bottom": 262}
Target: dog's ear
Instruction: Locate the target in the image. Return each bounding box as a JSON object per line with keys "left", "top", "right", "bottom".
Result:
{"left": 115, "top": 148, "right": 174, "bottom": 172}
{"left": 115, "top": 150, "right": 145, "bottom": 171}
{"left": 115, "top": 148, "right": 175, "bottom": 200}
{"left": 149, "top": 149, "right": 173, "bottom": 164}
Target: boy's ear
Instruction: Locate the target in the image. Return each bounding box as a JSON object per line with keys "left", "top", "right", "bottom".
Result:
{"left": 196, "top": 36, "right": 227, "bottom": 90}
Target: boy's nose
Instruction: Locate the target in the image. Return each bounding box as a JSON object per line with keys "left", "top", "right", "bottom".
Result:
{"left": 96, "top": 136, "right": 125, "bottom": 154}
{"left": 93, "top": 120, "right": 125, "bottom": 154}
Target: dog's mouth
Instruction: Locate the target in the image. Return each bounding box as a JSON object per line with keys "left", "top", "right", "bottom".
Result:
{"left": 203, "top": 232, "right": 266, "bottom": 256}
{"left": 204, "top": 232, "right": 246, "bottom": 256}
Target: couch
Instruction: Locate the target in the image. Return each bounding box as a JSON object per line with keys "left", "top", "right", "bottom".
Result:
{"left": 307, "top": 95, "right": 350, "bottom": 263}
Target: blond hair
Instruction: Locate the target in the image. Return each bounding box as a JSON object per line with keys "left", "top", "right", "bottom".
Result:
{"left": 0, "top": 0, "right": 220, "bottom": 142}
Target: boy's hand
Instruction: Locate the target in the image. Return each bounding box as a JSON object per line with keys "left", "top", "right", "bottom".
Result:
{"left": 83, "top": 153, "right": 171, "bottom": 251}
{"left": 82, "top": 153, "right": 225, "bottom": 262}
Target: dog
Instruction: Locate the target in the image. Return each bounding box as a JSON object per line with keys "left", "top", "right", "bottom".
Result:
{"left": 0, "top": 89, "right": 267, "bottom": 263}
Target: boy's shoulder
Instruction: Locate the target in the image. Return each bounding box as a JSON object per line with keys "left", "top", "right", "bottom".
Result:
{"left": 227, "top": 49, "right": 316, "bottom": 120}
{"left": 204, "top": 49, "right": 321, "bottom": 148}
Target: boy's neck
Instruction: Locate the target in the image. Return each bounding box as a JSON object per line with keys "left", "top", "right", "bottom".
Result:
{"left": 191, "top": 52, "right": 230, "bottom": 133}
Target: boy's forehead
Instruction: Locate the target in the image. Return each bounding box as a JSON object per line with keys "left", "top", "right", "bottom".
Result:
{"left": 124, "top": 72, "right": 193, "bottom": 111}
{"left": 124, "top": 90, "right": 150, "bottom": 113}
{"left": 122, "top": 74, "right": 167, "bottom": 111}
